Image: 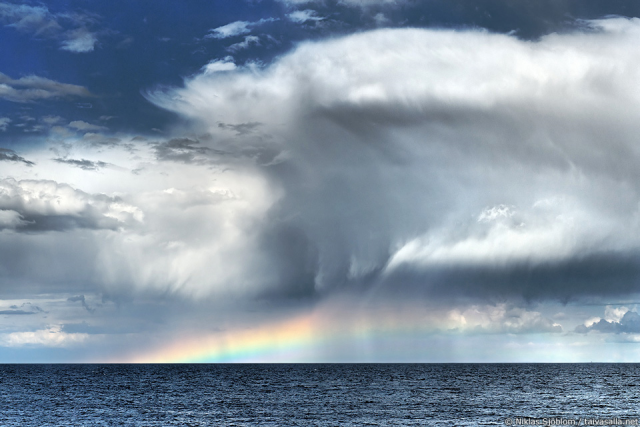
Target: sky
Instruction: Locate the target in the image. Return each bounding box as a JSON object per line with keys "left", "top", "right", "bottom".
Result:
{"left": 2, "top": 0, "right": 640, "bottom": 363}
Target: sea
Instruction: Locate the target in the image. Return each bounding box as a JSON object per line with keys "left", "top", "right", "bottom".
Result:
{"left": 0, "top": 363, "right": 638, "bottom": 426}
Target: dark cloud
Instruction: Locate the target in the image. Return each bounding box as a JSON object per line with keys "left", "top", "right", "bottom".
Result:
{"left": 153, "top": 137, "right": 212, "bottom": 164}
{"left": 381, "top": 252, "right": 640, "bottom": 303}
{"left": 53, "top": 158, "right": 109, "bottom": 171}
{"left": 67, "top": 295, "right": 95, "bottom": 313}
{"left": 0, "top": 302, "right": 44, "bottom": 315}
{"left": 0, "top": 148, "right": 34, "bottom": 166}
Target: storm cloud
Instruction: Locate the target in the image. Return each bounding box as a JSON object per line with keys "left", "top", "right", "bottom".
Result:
{"left": 4, "top": 19, "right": 640, "bottom": 348}
{"left": 144, "top": 19, "right": 640, "bottom": 303}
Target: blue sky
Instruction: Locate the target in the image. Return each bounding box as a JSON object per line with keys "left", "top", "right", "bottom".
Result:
{"left": 3, "top": 0, "right": 640, "bottom": 362}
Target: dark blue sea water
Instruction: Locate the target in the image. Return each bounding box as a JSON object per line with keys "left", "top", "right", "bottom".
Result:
{"left": 0, "top": 364, "right": 638, "bottom": 426}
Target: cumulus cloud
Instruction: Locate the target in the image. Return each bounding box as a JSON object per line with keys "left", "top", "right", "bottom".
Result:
{"left": 60, "top": 27, "right": 98, "bottom": 53}
{"left": 0, "top": 325, "right": 88, "bottom": 347}
{"left": 0, "top": 178, "right": 143, "bottom": 231}
{"left": 0, "top": 72, "right": 93, "bottom": 103}
{"left": 576, "top": 309, "right": 640, "bottom": 334}
{"left": 448, "top": 304, "right": 563, "bottom": 334}
{"left": 147, "top": 19, "right": 640, "bottom": 301}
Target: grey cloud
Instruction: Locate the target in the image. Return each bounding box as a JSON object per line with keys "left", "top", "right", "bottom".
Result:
{"left": 379, "top": 252, "right": 640, "bottom": 303}
{"left": 0, "top": 310, "right": 36, "bottom": 315}
{"left": 0, "top": 302, "right": 44, "bottom": 315}
{"left": 576, "top": 311, "right": 640, "bottom": 334}
{"left": 153, "top": 137, "right": 213, "bottom": 164}
{"left": 0, "top": 72, "right": 93, "bottom": 103}
{"left": 68, "top": 120, "right": 106, "bottom": 131}
{"left": 0, "top": 148, "right": 34, "bottom": 166}
{"left": 217, "top": 122, "right": 262, "bottom": 135}
{"left": 67, "top": 295, "right": 95, "bottom": 313}
{"left": 53, "top": 158, "right": 109, "bottom": 171}
{"left": 61, "top": 322, "right": 103, "bottom": 334}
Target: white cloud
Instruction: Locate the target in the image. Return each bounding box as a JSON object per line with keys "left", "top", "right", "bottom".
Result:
{"left": 68, "top": 120, "right": 106, "bottom": 131}
{"left": 604, "top": 305, "right": 629, "bottom": 323}
{"left": 205, "top": 18, "right": 276, "bottom": 39}
{"left": 287, "top": 10, "right": 324, "bottom": 24}
{"left": 0, "top": 2, "right": 100, "bottom": 53}
{"left": 42, "top": 115, "right": 62, "bottom": 125}
{"left": 373, "top": 13, "right": 390, "bottom": 26}
{"left": 448, "top": 304, "right": 563, "bottom": 334}
{"left": 227, "top": 35, "right": 260, "bottom": 52}
{"left": 202, "top": 57, "right": 237, "bottom": 74}
{"left": 0, "top": 209, "right": 27, "bottom": 229}
{"left": 0, "top": 116, "right": 10, "bottom": 131}
{"left": 206, "top": 20, "right": 251, "bottom": 39}
{"left": 0, "top": 325, "right": 88, "bottom": 347}
{"left": 0, "top": 2, "right": 61, "bottom": 36}
{"left": 0, "top": 178, "right": 143, "bottom": 231}
{"left": 60, "top": 27, "right": 98, "bottom": 53}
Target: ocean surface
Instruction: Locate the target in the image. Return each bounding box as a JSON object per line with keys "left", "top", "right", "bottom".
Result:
{"left": 0, "top": 364, "right": 638, "bottom": 426}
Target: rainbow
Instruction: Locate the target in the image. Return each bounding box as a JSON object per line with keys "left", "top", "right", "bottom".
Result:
{"left": 121, "top": 303, "right": 441, "bottom": 363}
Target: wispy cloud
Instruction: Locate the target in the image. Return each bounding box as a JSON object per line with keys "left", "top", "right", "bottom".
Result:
{"left": 0, "top": 2, "right": 100, "bottom": 53}
{"left": 227, "top": 35, "right": 260, "bottom": 52}
{"left": 0, "top": 72, "right": 93, "bottom": 103}
{"left": 287, "top": 10, "right": 325, "bottom": 24}
{"left": 205, "top": 18, "right": 276, "bottom": 39}
{"left": 0, "top": 148, "right": 34, "bottom": 166}
{"left": 53, "top": 158, "right": 109, "bottom": 171}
